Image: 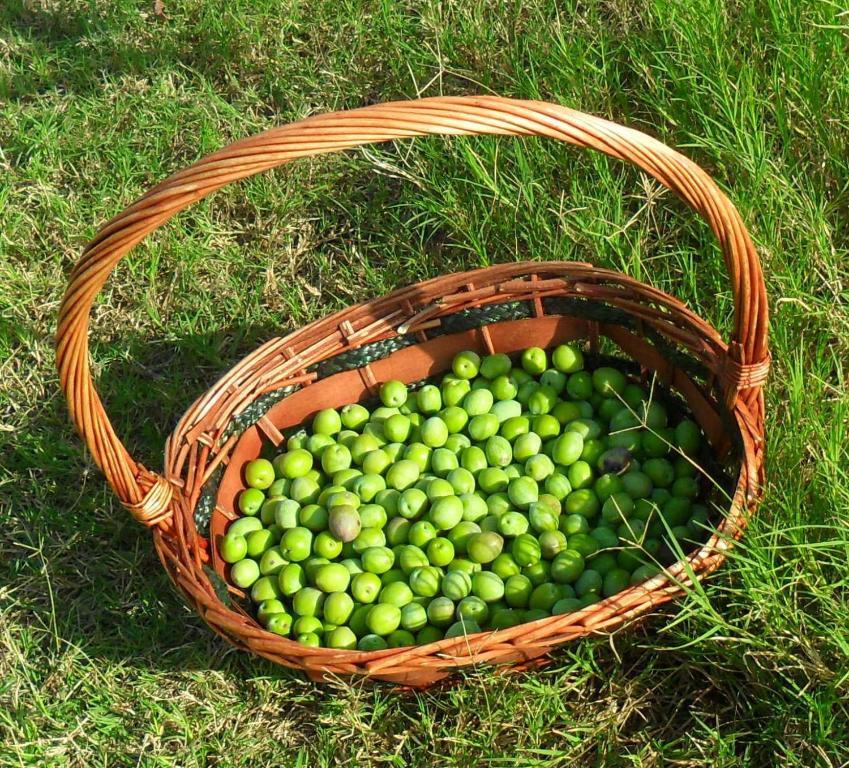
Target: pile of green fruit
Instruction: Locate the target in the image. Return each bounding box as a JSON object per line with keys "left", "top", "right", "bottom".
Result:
{"left": 219, "top": 344, "right": 712, "bottom": 651}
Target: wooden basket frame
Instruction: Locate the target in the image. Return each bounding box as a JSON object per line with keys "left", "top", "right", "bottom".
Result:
{"left": 56, "top": 97, "right": 768, "bottom": 687}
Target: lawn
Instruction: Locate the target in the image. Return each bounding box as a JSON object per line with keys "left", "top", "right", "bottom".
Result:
{"left": 2, "top": 0, "right": 849, "bottom": 765}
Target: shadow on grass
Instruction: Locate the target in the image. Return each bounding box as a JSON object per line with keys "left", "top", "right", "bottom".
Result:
{"left": 3, "top": 323, "right": 317, "bottom": 678}
{"left": 2, "top": 1, "right": 262, "bottom": 103}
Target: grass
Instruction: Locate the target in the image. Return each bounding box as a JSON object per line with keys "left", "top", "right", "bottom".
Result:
{"left": 1, "top": 0, "right": 849, "bottom": 764}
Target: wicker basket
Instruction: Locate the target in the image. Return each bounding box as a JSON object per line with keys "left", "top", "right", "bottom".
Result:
{"left": 57, "top": 96, "right": 769, "bottom": 687}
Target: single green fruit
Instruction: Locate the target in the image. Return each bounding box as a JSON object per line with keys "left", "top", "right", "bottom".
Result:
{"left": 471, "top": 571, "right": 505, "bottom": 602}
{"left": 228, "top": 516, "right": 264, "bottom": 539}
{"left": 498, "top": 511, "right": 530, "bottom": 538}
{"left": 361, "top": 546, "right": 395, "bottom": 574}
{"left": 528, "top": 503, "right": 558, "bottom": 533}
{"left": 553, "top": 432, "right": 584, "bottom": 467}
{"left": 259, "top": 548, "right": 288, "bottom": 576}
{"left": 322, "top": 591, "right": 355, "bottom": 625}
{"left": 351, "top": 572, "right": 382, "bottom": 603}
{"left": 452, "top": 350, "right": 481, "bottom": 380}
{"left": 441, "top": 406, "right": 469, "bottom": 435}
{"left": 394, "top": 488, "right": 425, "bottom": 520}
{"left": 564, "top": 489, "right": 600, "bottom": 518}
{"left": 379, "top": 581, "right": 414, "bottom": 608}
{"left": 552, "top": 344, "right": 584, "bottom": 373}
{"left": 552, "top": 597, "right": 582, "bottom": 615}
{"left": 529, "top": 582, "right": 560, "bottom": 611}
{"left": 567, "top": 533, "right": 600, "bottom": 558}
{"left": 380, "top": 379, "right": 408, "bottom": 408}
{"left": 358, "top": 633, "right": 388, "bottom": 651}
{"left": 674, "top": 419, "right": 702, "bottom": 455}
{"left": 409, "top": 565, "right": 442, "bottom": 597}
{"left": 426, "top": 537, "right": 455, "bottom": 567}
{"left": 511, "top": 533, "right": 541, "bottom": 567}
{"left": 385, "top": 517, "right": 411, "bottom": 548}
{"left": 312, "top": 408, "right": 342, "bottom": 436}
{"left": 279, "top": 527, "right": 313, "bottom": 562}
{"left": 320, "top": 444, "right": 352, "bottom": 474}
{"left": 292, "top": 586, "right": 324, "bottom": 617}
{"left": 566, "top": 371, "right": 593, "bottom": 400}
{"left": 245, "top": 459, "right": 275, "bottom": 489}
{"left": 400, "top": 602, "right": 428, "bottom": 632}
{"left": 490, "top": 553, "right": 521, "bottom": 580}
{"left": 507, "top": 476, "right": 539, "bottom": 509}
{"left": 525, "top": 454, "right": 555, "bottom": 482}
{"left": 399, "top": 544, "right": 430, "bottom": 574}
{"left": 386, "top": 459, "right": 422, "bottom": 491}
{"left": 521, "top": 347, "right": 547, "bottom": 375}
{"left": 327, "top": 505, "right": 361, "bottom": 543}
{"left": 314, "top": 563, "right": 350, "bottom": 593}
{"left": 230, "top": 558, "right": 260, "bottom": 588}
{"left": 441, "top": 569, "right": 473, "bottom": 601}
{"left": 466, "top": 531, "right": 505, "bottom": 564}
{"left": 601, "top": 492, "right": 635, "bottom": 523}
{"left": 408, "top": 520, "right": 438, "bottom": 549}
{"left": 427, "top": 596, "right": 457, "bottom": 627}
{"left": 298, "top": 504, "right": 329, "bottom": 532}
{"left": 602, "top": 568, "right": 631, "bottom": 597}
{"left": 353, "top": 527, "right": 386, "bottom": 553}
{"left": 325, "top": 626, "right": 357, "bottom": 650}
{"left": 478, "top": 467, "right": 509, "bottom": 494}
{"left": 574, "top": 569, "right": 603, "bottom": 597}
{"left": 219, "top": 534, "right": 248, "bottom": 564}
{"left": 278, "top": 563, "right": 306, "bottom": 596}
{"left": 622, "top": 471, "right": 653, "bottom": 499}
{"left": 468, "top": 413, "right": 500, "bottom": 441}
{"left": 559, "top": 513, "right": 589, "bottom": 536}
{"left": 429, "top": 495, "right": 464, "bottom": 530}
{"left": 340, "top": 403, "right": 370, "bottom": 430}
{"left": 456, "top": 595, "right": 488, "bottom": 625}
{"left": 266, "top": 613, "right": 294, "bottom": 636}
{"left": 551, "top": 550, "right": 585, "bottom": 583}
{"left": 480, "top": 352, "right": 513, "bottom": 380}
{"left": 539, "top": 530, "right": 568, "bottom": 559}
{"left": 238, "top": 487, "right": 266, "bottom": 516}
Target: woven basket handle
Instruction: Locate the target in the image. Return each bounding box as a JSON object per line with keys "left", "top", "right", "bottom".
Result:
{"left": 57, "top": 96, "right": 768, "bottom": 525}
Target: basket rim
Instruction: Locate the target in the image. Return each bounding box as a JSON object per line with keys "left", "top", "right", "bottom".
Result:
{"left": 156, "top": 260, "right": 763, "bottom": 683}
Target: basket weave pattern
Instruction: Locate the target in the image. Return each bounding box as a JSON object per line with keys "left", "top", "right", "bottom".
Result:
{"left": 56, "top": 97, "right": 768, "bottom": 687}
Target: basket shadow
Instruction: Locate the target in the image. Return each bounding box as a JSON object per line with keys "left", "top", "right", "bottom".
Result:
{"left": 6, "top": 323, "right": 315, "bottom": 678}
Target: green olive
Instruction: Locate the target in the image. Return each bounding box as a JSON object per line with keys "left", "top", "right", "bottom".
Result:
{"left": 366, "top": 603, "right": 402, "bottom": 636}
{"left": 466, "top": 531, "right": 504, "bottom": 564}
{"left": 312, "top": 408, "right": 342, "bottom": 436}
{"left": 238, "top": 487, "right": 266, "bottom": 516}
{"left": 452, "top": 350, "right": 481, "bottom": 380}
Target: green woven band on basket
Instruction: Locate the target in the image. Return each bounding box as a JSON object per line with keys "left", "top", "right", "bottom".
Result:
{"left": 194, "top": 466, "right": 221, "bottom": 534}
{"left": 223, "top": 384, "right": 301, "bottom": 439}
{"left": 313, "top": 334, "right": 417, "bottom": 377}
{"left": 194, "top": 384, "right": 301, "bottom": 533}
{"left": 543, "top": 296, "right": 712, "bottom": 382}
{"left": 543, "top": 296, "right": 635, "bottom": 326}
{"left": 436, "top": 300, "right": 532, "bottom": 334}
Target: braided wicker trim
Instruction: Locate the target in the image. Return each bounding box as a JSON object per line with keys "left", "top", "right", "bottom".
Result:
{"left": 721, "top": 352, "right": 771, "bottom": 389}
{"left": 125, "top": 471, "right": 173, "bottom": 527}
